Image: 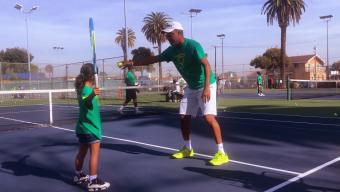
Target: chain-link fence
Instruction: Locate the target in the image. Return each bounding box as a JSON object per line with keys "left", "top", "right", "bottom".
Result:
{"left": 0, "top": 58, "right": 283, "bottom": 91}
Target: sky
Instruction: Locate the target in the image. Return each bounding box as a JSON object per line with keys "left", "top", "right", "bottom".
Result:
{"left": 1, "top": 0, "right": 340, "bottom": 76}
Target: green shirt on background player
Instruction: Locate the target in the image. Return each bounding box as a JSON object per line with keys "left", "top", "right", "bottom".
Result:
{"left": 257, "top": 74, "right": 263, "bottom": 85}
{"left": 125, "top": 69, "right": 137, "bottom": 86}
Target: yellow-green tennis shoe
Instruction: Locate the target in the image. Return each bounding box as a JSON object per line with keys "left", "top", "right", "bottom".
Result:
{"left": 171, "top": 147, "right": 194, "bottom": 159}
{"left": 209, "top": 151, "right": 229, "bottom": 166}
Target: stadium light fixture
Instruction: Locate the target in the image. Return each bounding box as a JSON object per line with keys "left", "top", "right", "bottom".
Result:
{"left": 320, "top": 15, "right": 333, "bottom": 79}
{"left": 188, "top": 9, "right": 202, "bottom": 38}
{"left": 217, "top": 34, "right": 226, "bottom": 76}
{"left": 14, "top": 3, "right": 39, "bottom": 88}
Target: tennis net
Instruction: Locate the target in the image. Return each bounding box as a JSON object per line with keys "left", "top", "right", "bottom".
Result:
{"left": 0, "top": 85, "right": 171, "bottom": 131}
{"left": 287, "top": 79, "right": 340, "bottom": 100}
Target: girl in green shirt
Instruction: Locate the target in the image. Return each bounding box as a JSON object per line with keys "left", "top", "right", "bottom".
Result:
{"left": 73, "top": 63, "right": 110, "bottom": 191}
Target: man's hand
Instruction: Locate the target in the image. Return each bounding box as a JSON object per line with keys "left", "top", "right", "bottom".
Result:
{"left": 201, "top": 87, "right": 210, "bottom": 103}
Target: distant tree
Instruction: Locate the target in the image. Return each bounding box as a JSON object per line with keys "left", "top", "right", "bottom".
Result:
{"left": 131, "top": 47, "right": 155, "bottom": 76}
{"left": 250, "top": 48, "right": 289, "bottom": 74}
{"left": 262, "top": 0, "right": 306, "bottom": 86}
{"left": 45, "top": 64, "right": 54, "bottom": 80}
{"left": 0, "top": 50, "right": 4, "bottom": 61}
{"left": 142, "top": 12, "right": 172, "bottom": 81}
{"left": 331, "top": 61, "right": 340, "bottom": 71}
{"left": 114, "top": 28, "right": 136, "bottom": 62}
{"left": 0, "top": 47, "right": 38, "bottom": 75}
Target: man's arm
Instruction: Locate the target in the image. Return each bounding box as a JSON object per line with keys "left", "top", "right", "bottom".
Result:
{"left": 201, "top": 57, "right": 211, "bottom": 103}
{"left": 126, "top": 56, "right": 160, "bottom": 66}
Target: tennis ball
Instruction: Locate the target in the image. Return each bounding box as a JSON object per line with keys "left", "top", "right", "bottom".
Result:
{"left": 117, "top": 61, "right": 124, "bottom": 69}
{"left": 334, "top": 113, "right": 338, "bottom": 116}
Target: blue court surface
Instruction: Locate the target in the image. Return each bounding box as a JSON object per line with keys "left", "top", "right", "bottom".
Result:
{"left": 0, "top": 104, "right": 339, "bottom": 192}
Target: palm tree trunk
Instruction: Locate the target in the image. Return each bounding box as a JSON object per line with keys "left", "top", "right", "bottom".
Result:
{"left": 157, "top": 41, "right": 162, "bottom": 84}
{"left": 123, "top": 46, "right": 127, "bottom": 79}
{"left": 280, "top": 26, "right": 287, "bottom": 88}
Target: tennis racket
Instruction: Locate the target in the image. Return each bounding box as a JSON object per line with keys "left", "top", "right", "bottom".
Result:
{"left": 89, "top": 17, "right": 99, "bottom": 87}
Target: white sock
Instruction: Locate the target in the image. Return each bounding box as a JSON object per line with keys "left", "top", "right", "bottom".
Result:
{"left": 119, "top": 105, "right": 124, "bottom": 111}
{"left": 185, "top": 140, "right": 192, "bottom": 150}
{"left": 217, "top": 143, "right": 225, "bottom": 154}
{"left": 135, "top": 107, "right": 139, "bottom": 112}
{"left": 89, "top": 175, "right": 97, "bottom": 182}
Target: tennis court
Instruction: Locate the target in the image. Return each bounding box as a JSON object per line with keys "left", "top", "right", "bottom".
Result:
{"left": 0, "top": 88, "right": 339, "bottom": 192}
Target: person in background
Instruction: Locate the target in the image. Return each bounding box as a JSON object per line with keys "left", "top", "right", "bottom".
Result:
{"left": 257, "top": 71, "right": 265, "bottom": 96}
{"left": 118, "top": 65, "right": 140, "bottom": 114}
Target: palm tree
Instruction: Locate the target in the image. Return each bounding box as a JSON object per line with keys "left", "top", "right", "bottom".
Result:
{"left": 114, "top": 28, "right": 136, "bottom": 62}
{"left": 45, "top": 64, "right": 53, "bottom": 80}
{"left": 262, "top": 0, "right": 306, "bottom": 87}
{"left": 142, "top": 12, "right": 171, "bottom": 82}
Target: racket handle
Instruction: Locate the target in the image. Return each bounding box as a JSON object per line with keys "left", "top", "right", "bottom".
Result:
{"left": 94, "top": 74, "right": 99, "bottom": 88}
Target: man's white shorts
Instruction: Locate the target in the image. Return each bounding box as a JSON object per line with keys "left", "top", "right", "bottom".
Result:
{"left": 180, "top": 82, "right": 217, "bottom": 116}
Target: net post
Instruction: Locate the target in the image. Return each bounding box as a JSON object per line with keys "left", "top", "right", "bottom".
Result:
{"left": 287, "top": 77, "right": 291, "bottom": 101}
{"left": 49, "top": 91, "right": 53, "bottom": 124}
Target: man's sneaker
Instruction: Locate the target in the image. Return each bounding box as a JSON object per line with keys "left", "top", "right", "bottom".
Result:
{"left": 88, "top": 178, "right": 110, "bottom": 191}
{"left": 209, "top": 151, "right": 229, "bottom": 166}
{"left": 171, "top": 147, "right": 194, "bottom": 159}
{"left": 73, "top": 173, "right": 89, "bottom": 185}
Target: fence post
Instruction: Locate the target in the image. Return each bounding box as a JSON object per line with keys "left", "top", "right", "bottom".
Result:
{"left": 0, "top": 62, "right": 2, "bottom": 90}
{"left": 287, "top": 77, "right": 291, "bottom": 101}
{"left": 102, "top": 59, "right": 105, "bottom": 88}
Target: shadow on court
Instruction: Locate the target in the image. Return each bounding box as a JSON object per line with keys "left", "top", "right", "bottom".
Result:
{"left": 42, "top": 142, "right": 170, "bottom": 157}
{"left": 1, "top": 155, "right": 73, "bottom": 185}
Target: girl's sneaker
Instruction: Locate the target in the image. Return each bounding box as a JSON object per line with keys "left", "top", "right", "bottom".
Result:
{"left": 73, "top": 173, "right": 89, "bottom": 185}
{"left": 88, "top": 177, "right": 110, "bottom": 191}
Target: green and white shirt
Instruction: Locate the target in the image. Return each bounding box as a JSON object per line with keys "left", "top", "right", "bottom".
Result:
{"left": 257, "top": 75, "right": 263, "bottom": 85}
{"left": 159, "top": 38, "right": 216, "bottom": 90}
{"left": 76, "top": 85, "right": 102, "bottom": 140}
{"left": 125, "top": 70, "right": 136, "bottom": 86}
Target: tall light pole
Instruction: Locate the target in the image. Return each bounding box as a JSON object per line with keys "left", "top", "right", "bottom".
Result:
{"left": 53, "top": 46, "right": 65, "bottom": 88}
{"left": 123, "top": 0, "right": 128, "bottom": 63}
{"left": 14, "top": 3, "right": 39, "bottom": 87}
{"left": 320, "top": 15, "right": 333, "bottom": 80}
{"left": 217, "top": 34, "right": 226, "bottom": 77}
{"left": 212, "top": 45, "right": 218, "bottom": 77}
{"left": 188, "top": 9, "right": 202, "bottom": 39}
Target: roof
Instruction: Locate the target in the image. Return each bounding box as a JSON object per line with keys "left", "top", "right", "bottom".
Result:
{"left": 289, "top": 54, "right": 324, "bottom": 65}
{"left": 289, "top": 55, "right": 315, "bottom": 64}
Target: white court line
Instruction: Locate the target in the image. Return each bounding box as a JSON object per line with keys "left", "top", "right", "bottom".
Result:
{"left": 264, "top": 156, "right": 340, "bottom": 192}
{"left": 0, "top": 116, "right": 301, "bottom": 176}
{"left": 223, "top": 111, "right": 340, "bottom": 120}
{"left": 6, "top": 104, "right": 340, "bottom": 128}
{"left": 0, "top": 110, "right": 48, "bottom": 115}
{"left": 156, "top": 110, "right": 340, "bottom": 128}
{"left": 219, "top": 116, "right": 340, "bottom": 127}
